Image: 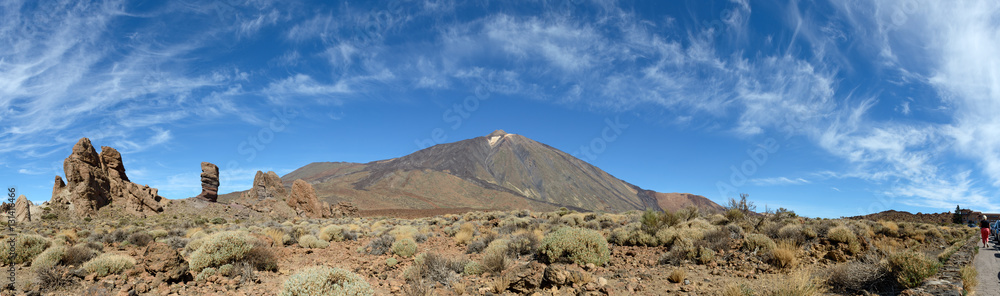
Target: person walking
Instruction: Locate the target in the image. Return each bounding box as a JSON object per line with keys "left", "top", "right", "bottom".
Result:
{"left": 981, "top": 217, "right": 991, "bottom": 248}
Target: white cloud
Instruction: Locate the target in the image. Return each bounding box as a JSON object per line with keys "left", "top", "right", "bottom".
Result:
{"left": 750, "top": 177, "right": 811, "bottom": 186}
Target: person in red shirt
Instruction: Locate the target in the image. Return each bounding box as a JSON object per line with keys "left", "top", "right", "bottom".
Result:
{"left": 981, "top": 218, "right": 991, "bottom": 248}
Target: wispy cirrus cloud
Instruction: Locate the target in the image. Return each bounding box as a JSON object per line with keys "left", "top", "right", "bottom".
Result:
{"left": 750, "top": 177, "right": 811, "bottom": 186}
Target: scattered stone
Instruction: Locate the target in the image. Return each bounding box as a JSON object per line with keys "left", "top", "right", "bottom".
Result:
{"left": 543, "top": 264, "right": 593, "bottom": 286}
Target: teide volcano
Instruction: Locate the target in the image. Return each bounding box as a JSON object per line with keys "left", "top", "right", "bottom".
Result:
{"left": 230, "top": 130, "right": 723, "bottom": 213}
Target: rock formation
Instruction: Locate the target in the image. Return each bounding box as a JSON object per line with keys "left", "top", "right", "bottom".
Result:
{"left": 235, "top": 171, "right": 293, "bottom": 217}
{"left": 287, "top": 179, "right": 331, "bottom": 218}
{"left": 331, "top": 201, "right": 359, "bottom": 218}
{"left": 50, "top": 138, "right": 166, "bottom": 218}
{"left": 247, "top": 171, "right": 285, "bottom": 200}
{"left": 14, "top": 195, "right": 31, "bottom": 222}
{"left": 233, "top": 171, "right": 356, "bottom": 219}
{"left": 194, "top": 162, "right": 219, "bottom": 202}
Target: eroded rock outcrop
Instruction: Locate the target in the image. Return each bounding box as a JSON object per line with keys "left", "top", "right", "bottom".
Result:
{"left": 14, "top": 195, "right": 31, "bottom": 222}
{"left": 194, "top": 162, "right": 219, "bottom": 202}
{"left": 234, "top": 171, "right": 293, "bottom": 217}
{"left": 287, "top": 179, "right": 330, "bottom": 218}
{"left": 331, "top": 201, "right": 359, "bottom": 218}
{"left": 50, "top": 138, "right": 165, "bottom": 218}
{"left": 233, "top": 171, "right": 356, "bottom": 219}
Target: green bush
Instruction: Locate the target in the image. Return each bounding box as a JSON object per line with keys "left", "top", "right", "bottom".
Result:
{"left": 188, "top": 231, "right": 257, "bottom": 272}
{"left": 148, "top": 229, "right": 169, "bottom": 240}
{"left": 608, "top": 223, "right": 659, "bottom": 246}
{"left": 298, "top": 235, "right": 329, "bottom": 249}
{"left": 319, "top": 225, "right": 346, "bottom": 242}
{"left": 210, "top": 217, "right": 227, "bottom": 224}
{"left": 2, "top": 234, "right": 51, "bottom": 265}
{"left": 889, "top": 251, "right": 940, "bottom": 288}
{"left": 391, "top": 238, "right": 417, "bottom": 258}
{"left": 280, "top": 266, "right": 373, "bottom": 296}
{"left": 82, "top": 253, "right": 135, "bottom": 277}
{"left": 539, "top": 227, "right": 610, "bottom": 266}
{"left": 31, "top": 245, "right": 66, "bottom": 271}
{"left": 742, "top": 233, "right": 776, "bottom": 253}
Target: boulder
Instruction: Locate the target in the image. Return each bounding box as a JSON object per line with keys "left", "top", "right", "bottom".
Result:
{"left": 14, "top": 195, "right": 31, "bottom": 222}
{"left": 504, "top": 262, "right": 545, "bottom": 294}
{"left": 194, "top": 162, "right": 219, "bottom": 202}
{"left": 51, "top": 137, "right": 164, "bottom": 218}
{"left": 287, "top": 179, "right": 329, "bottom": 218}
{"left": 141, "top": 242, "right": 190, "bottom": 284}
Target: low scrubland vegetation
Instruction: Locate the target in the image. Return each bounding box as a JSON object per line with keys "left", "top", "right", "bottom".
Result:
{"left": 0, "top": 194, "right": 977, "bottom": 295}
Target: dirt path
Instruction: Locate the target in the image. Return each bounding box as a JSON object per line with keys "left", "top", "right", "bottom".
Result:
{"left": 976, "top": 237, "right": 1000, "bottom": 296}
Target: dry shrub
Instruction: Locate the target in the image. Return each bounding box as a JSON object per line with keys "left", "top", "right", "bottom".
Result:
{"left": 127, "top": 232, "right": 153, "bottom": 247}
{"left": 876, "top": 220, "right": 899, "bottom": 237}
{"left": 700, "top": 228, "right": 732, "bottom": 252}
{"left": 389, "top": 225, "right": 419, "bottom": 241}
{"left": 721, "top": 283, "right": 753, "bottom": 296}
{"left": 667, "top": 269, "right": 685, "bottom": 283}
{"left": 825, "top": 260, "right": 888, "bottom": 292}
{"left": 826, "top": 226, "right": 856, "bottom": 244}
{"left": 264, "top": 228, "right": 288, "bottom": 246}
{"left": 770, "top": 272, "right": 827, "bottom": 295}
{"left": 243, "top": 241, "right": 278, "bottom": 272}
{"left": 743, "top": 233, "right": 776, "bottom": 253}
{"left": 36, "top": 265, "right": 74, "bottom": 290}
{"left": 889, "top": 251, "right": 940, "bottom": 288}
{"left": 961, "top": 264, "right": 978, "bottom": 294}
{"left": 365, "top": 235, "right": 395, "bottom": 255}
{"left": 62, "top": 244, "right": 97, "bottom": 266}
{"left": 769, "top": 240, "right": 798, "bottom": 269}
{"left": 454, "top": 223, "right": 476, "bottom": 246}
{"left": 405, "top": 252, "right": 465, "bottom": 286}
{"left": 777, "top": 224, "right": 806, "bottom": 244}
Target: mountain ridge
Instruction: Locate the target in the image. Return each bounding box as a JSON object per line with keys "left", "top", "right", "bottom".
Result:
{"left": 223, "top": 130, "right": 725, "bottom": 214}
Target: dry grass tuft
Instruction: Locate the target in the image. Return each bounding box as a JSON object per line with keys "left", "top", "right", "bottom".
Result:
{"left": 770, "top": 240, "right": 798, "bottom": 268}
{"left": 668, "top": 269, "right": 686, "bottom": 283}
{"left": 961, "top": 263, "right": 978, "bottom": 294}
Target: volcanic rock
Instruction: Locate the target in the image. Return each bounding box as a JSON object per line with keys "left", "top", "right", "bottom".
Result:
{"left": 247, "top": 171, "right": 285, "bottom": 201}
{"left": 100, "top": 146, "right": 129, "bottom": 182}
{"left": 195, "top": 162, "right": 219, "bottom": 202}
{"left": 287, "top": 179, "right": 330, "bottom": 218}
{"left": 141, "top": 242, "right": 191, "bottom": 284}
{"left": 50, "top": 138, "right": 165, "bottom": 218}
{"left": 58, "top": 138, "right": 111, "bottom": 216}
{"left": 330, "top": 201, "right": 359, "bottom": 218}
{"left": 233, "top": 171, "right": 295, "bottom": 218}
{"left": 14, "top": 195, "right": 31, "bottom": 222}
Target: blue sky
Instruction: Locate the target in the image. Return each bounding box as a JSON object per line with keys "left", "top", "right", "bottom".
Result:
{"left": 2, "top": 0, "right": 999, "bottom": 218}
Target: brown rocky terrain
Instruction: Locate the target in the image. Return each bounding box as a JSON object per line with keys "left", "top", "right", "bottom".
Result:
{"left": 845, "top": 210, "right": 955, "bottom": 225}
{"left": 0, "top": 204, "right": 978, "bottom": 296}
